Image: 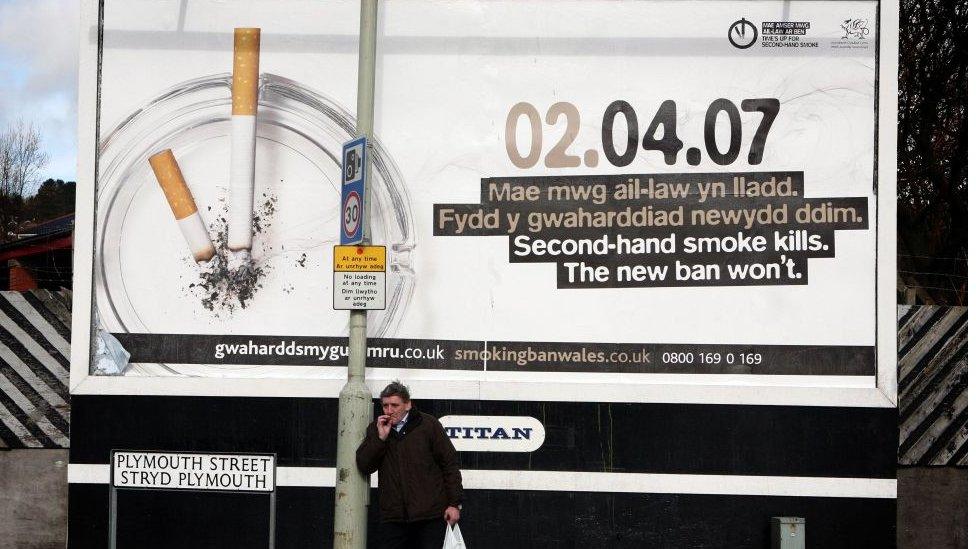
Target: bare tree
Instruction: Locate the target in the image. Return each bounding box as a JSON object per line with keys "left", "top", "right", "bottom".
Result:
{"left": 0, "top": 120, "right": 49, "bottom": 241}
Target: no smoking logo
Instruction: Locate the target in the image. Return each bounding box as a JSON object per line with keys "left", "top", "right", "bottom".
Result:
{"left": 728, "top": 18, "right": 758, "bottom": 49}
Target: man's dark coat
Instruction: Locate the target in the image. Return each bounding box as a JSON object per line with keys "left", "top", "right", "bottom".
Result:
{"left": 356, "top": 409, "right": 463, "bottom": 523}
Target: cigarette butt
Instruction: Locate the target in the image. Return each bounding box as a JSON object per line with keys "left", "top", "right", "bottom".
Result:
{"left": 149, "top": 150, "right": 198, "bottom": 219}
{"left": 228, "top": 27, "right": 260, "bottom": 252}
{"left": 149, "top": 149, "right": 216, "bottom": 263}
{"left": 232, "top": 28, "right": 260, "bottom": 116}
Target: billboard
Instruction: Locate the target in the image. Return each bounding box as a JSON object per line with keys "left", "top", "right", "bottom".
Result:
{"left": 67, "top": 4, "right": 899, "bottom": 546}
{"left": 72, "top": 0, "right": 896, "bottom": 405}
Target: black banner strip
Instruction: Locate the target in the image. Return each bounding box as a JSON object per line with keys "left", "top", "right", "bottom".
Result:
{"left": 112, "top": 333, "right": 873, "bottom": 376}
{"left": 479, "top": 171, "right": 806, "bottom": 205}
{"left": 113, "top": 334, "right": 483, "bottom": 370}
{"left": 483, "top": 341, "right": 874, "bottom": 375}
{"left": 68, "top": 395, "right": 897, "bottom": 480}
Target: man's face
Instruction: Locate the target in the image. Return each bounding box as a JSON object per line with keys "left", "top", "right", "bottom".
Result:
{"left": 381, "top": 395, "right": 411, "bottom": 423}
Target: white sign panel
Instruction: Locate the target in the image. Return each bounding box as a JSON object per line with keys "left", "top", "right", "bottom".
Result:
{"left": 74, "top": 0, "right": 894, "bottom": 402}
{"left": 440, "top": 416, "right": 546, "bottom": 452}
{"left": 333, "top": 245, "right": 387, "bottom": 310}
{"left": 112, "top": 451, "right": 276, "bottom": 493}
{"left": 333, "top": 272, "right": 386, "bottom": 310}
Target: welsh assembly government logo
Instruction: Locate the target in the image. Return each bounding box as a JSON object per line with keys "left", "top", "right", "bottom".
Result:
{"left": 831, "top": 17, "right": 871, "bottom": 50}
{"left": 841, "top": 18, "right": 870, "bottom": 39}
{"left": 728, "top": 18, "right": 758, "bottom": 49}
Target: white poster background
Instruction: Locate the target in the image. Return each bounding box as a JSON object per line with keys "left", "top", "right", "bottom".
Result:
{"left": 72, "top": 0, "right": 897, "bottom": 406}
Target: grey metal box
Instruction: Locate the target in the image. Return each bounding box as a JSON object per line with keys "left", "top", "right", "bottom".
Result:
{"left": 771, "top": 516, "right": 805, "bottom": 549}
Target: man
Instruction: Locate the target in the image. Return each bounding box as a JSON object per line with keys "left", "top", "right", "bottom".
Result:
{"left": 356, "top": 381, "right": 462, "bottom": 548}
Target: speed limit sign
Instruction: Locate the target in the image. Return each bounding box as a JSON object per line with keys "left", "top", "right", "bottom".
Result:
{"left": 340, "top": 136, "right": 367, "bottom": 244}
{"left": 342, "top": 191, "right": 362, "bottom": 240}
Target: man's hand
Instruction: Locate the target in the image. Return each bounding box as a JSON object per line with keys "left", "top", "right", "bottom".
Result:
{"left": 376, "top": 415, "right": 392, "bottom": 441}
{"left": 444, "top": 506, "right": 460, "bottom": 525}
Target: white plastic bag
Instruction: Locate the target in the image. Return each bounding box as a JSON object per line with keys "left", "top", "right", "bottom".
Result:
{"left": 442, "top": 523, "right": 466, "bottom": 549}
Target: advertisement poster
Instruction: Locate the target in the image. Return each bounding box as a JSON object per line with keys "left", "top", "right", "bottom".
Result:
{"left": 87, "top": 0, "right": 881, "bottom": 382}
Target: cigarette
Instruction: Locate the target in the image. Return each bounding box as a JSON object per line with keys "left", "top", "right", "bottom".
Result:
{"left": 149, "top": 149, "right": 216, "bottom": 262}
{"left": 228, "top": 27, "right": 260, "bottom": 252}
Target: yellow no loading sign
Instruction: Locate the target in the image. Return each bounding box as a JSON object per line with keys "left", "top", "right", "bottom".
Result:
{"left": 333, "top": 245, "right": 386, "bottom": 272}
{"left": 333, "top": 245, "right": 387, "bottom": 310}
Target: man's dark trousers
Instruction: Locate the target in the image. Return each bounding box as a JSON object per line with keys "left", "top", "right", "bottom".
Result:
{"left": 379, "top": 518, "right": 445, "bottom": 549}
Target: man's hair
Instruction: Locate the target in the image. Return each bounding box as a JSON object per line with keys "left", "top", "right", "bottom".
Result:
{"left": 380, "top": 380, "right": 410, "bottom": 401}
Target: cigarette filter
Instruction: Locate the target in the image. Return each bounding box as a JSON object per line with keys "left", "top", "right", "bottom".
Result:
{"left": 149, "top": 149, "right": 216, "bottom": 263}
{"left": 228, "top": 27, "right": 261, "bottom": 252}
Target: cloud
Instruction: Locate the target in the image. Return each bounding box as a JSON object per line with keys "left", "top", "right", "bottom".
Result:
{"left": 0, "top": 0, "right": 79, "bottom": 97}
{"left": 0, "top": 0, "right": 80, "bottom": 182}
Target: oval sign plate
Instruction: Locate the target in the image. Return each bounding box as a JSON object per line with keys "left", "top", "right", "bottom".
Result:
{"left": 439, "top": 415, "right": 545, "bottom": 452}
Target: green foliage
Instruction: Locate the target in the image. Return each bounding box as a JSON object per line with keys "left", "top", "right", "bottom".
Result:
{"left": 24, "top": 179, "right": 76, "bottom": 224}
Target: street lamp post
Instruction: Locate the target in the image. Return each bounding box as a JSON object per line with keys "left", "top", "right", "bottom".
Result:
{"left": 333, "top": 1, "right": 379, "bottom": 548}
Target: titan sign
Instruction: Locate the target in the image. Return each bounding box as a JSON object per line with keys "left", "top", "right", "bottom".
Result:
{"left": 440, "top": 416, "right": 546, "bottom": 452}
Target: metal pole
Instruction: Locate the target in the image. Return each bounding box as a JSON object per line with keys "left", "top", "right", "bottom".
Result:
{"left": 333, "top": 1, "right": 378, "bottom": 548}
{"left": 108, "top": 485, "right": 117, "bottom": 549}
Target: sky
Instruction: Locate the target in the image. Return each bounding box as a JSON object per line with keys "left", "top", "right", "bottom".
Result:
{"left": 0, "top": 0, "right": 79, "bottom": 186}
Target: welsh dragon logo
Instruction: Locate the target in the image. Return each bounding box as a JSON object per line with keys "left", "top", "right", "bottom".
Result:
{"left": 841, "top": 18, "right": 870, "bottom": 40}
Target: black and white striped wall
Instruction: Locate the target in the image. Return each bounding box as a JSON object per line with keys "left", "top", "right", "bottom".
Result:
{"left": 0, "top": 290, "right": 71, "bottom": 449}
{"left": 897, "top": 305, "right": 968, "bottom": 466}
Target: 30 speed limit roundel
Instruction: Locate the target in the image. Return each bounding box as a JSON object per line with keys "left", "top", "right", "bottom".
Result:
{"left": 342, "top": 191, "right": 362, "bottom": 239}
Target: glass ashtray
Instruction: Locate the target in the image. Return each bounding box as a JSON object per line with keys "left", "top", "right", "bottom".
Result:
{"left": 95, "top": 73, "right": 415, "bottom": 376}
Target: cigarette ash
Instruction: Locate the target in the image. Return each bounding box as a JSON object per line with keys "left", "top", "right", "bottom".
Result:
{"left": 188, "top": 192, "right": 308, "bottom": 314}
{"left": 252, "top": 192, "right": 277, "bottom": 235}
{"left": 191, "top": 223, "right": 266, "bottom": 313}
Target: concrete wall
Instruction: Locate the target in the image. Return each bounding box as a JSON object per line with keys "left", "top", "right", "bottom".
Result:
{"left": 898, "top": 467, "right": 968, "bottom": 549}
{"left": 0, "top": 449, "right": 68, "bottom": 549}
